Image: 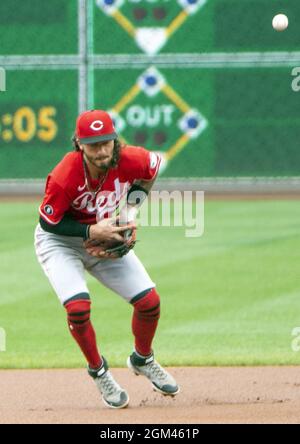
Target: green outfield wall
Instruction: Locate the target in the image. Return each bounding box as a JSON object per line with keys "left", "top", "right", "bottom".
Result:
{"left": 1, "top": 0, "right": 300, "bottom": 179}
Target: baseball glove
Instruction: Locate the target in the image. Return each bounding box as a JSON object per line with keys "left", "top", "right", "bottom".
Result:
{"left": 84, "top": 226, "right": 137, "bottom": 259}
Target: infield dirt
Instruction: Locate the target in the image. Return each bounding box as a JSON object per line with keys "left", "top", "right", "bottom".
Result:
{"left": 0, "top": 367, "right": 300, "bottom": 424}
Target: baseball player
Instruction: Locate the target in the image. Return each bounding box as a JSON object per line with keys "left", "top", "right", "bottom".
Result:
{"left": 34, "top": 109, "right": 179, "bottom": 409}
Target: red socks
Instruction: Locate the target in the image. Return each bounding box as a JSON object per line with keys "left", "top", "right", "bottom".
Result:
{"left": 65, "top": 289, "right": 161, "bottom": 368}
{"left": 65, "top": 299, "right": 102, "bottom": 369}
{"left": 131, "top": 288, "right": 161, "bottom": 356}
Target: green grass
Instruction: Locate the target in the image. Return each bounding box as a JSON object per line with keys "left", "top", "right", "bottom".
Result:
{"left": 1, "top": 199, "right": 300, "bottom": 368}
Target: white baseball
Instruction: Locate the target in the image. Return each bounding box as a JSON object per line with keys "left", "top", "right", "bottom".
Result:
{"left": 272, "top": 14, "right": 289, "bottom": 32}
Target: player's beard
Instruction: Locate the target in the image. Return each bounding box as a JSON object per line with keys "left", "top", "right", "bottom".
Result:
{"left": 84, "top": 152, "right": 113, "bottom": 172}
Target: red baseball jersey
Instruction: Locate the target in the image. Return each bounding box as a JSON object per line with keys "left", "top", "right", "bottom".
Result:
{"left": 39, "top": 145, "right": 161, "bottom": 225}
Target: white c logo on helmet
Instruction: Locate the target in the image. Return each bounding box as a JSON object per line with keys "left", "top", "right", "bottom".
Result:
{"left": 90, "top": 120, "right": 104, "bottom": 131}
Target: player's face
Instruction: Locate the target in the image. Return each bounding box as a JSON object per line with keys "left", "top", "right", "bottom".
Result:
{"left": 81, "top": 140, "right": 115, "bottom": 171}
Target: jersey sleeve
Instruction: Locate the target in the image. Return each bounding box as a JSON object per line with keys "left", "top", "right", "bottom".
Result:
{"left": 39, "top": 175, "right": 72, "bottom": 225}
{"left": 142, "top": 150, "right": 161, "bottom": 181}
{"left": 123, "top": 147, "right": 161, "bottom": 182}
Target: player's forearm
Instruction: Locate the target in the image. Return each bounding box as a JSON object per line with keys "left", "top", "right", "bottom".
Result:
{"left": 39, "top": 214, "right": 90, "bottom": 240}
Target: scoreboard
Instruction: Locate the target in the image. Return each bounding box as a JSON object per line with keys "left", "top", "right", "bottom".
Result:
{"left": 1, "top": 0, "right": 300, "bottom": 179}
{"left": 0, "top": 70, "right": 78, "bottom": 178}
{"left": 0, "top": 1, "right": 77, "bottom": 55}
{"left": 93, "top": 0, "right": 300, "bottom": 54}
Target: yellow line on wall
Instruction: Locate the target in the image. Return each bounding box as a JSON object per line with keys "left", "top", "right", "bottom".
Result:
{"left": 162, "top": 84, "right": 190, "bottom": 113}
{"left": 112, "top": 84, "right": 141, "bottom": 113}
{"left": 165, "top": 134, "right": 190, "bottom": 161}
{"left": 113, "top": 10, "right": 136, "bottom": 38}
{"left": 166, "top": 10, "right": 188, "bottom": 37}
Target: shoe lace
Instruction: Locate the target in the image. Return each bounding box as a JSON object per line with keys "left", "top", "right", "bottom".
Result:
{"left": 148, "top": 361, "right": 169, "bottom": 382}
{"left": 100, "top": 371, "right": 121, "bottom": 396}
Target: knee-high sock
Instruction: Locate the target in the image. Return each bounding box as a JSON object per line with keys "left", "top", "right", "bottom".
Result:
{"left": 131, "top": 288, "right": 160, "bottom": 357}
{"left": 65, "top": 299, "right": 102, "bottom": 369}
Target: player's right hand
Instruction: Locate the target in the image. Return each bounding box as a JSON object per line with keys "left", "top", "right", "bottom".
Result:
{"left": 89, "top": 217, "right": 136, "bottom": 243}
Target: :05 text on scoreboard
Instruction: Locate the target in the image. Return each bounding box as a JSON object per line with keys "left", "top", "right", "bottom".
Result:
{"left": 0, "top": 106, "right": 58, "bottom": 143}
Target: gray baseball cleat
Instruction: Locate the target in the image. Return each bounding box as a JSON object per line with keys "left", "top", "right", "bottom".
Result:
{"left": 127, "top": 351, "right": 180, "bottom": 396}
{"left": 88, "top": 357, "right": 129, "bottom": 409}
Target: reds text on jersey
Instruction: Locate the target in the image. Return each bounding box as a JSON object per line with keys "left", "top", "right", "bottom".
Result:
{"left": 39, "top": 146, "right": 161, "bottom": 225}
